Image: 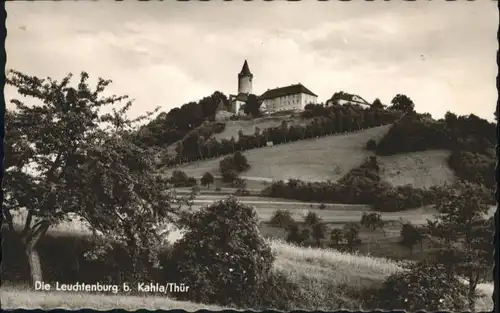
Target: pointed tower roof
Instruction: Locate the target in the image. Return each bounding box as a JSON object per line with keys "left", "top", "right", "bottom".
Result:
{"left": 239, "top": 60, "right": 252, "bottom": 76}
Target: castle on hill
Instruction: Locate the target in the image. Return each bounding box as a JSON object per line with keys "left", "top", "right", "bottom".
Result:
{"left": 219, "top": 60, "right": 319, "bottom": 116}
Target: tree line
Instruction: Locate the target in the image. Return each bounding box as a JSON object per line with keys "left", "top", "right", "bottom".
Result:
{"left": 165, "top": 103, "right": 402, "bottom": 166}
{"left": 261, "top": 156, "right": 451, "bottom": 212}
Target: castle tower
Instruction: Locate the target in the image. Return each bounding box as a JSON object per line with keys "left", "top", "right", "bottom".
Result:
{"left": 237, "top": 60, "right": 253, "bottom": 94}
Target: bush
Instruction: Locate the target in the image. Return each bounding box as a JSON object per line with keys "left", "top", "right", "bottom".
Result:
{"left": 365, "top": 139, "right": 377, "bottom": 150}
{"left": 269, "top": 209, "right": 296, "bottom": 229}
{"left": 165, "top": 197, "right": 274, "bottom": 306}
{"left": 170, "top": 170, "right": 197, "bottom": 187}
{"left": 200, "top": 172, "right": 215, "bottom": 188}
{"left": 219, "top": 152, "right": 250, "bottom": 183}
{"left": 369, "top": 260, "right": 469, "bottom": 311}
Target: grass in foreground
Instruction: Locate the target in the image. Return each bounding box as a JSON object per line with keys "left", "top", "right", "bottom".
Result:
{"left": 2, "top": 238, "right": 493, "bottom": 311}
{"left": 0, "top": 286, "right": 226, "bottom": 311}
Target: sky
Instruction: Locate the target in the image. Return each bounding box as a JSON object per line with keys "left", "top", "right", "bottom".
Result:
{"left": 5, "top": 0, "right": 498, "bottom": 121}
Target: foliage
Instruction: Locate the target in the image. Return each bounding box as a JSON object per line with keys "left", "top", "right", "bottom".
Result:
{"left": 371, "top": 98, "right": 384, "bottom": 110}
{"left": 360, "top": 212, "right": 384, "bottom": 232}
{"left": 200, "top": 172, "right": 215, "bottom": 188}
{"left": 329, "top": 228, "right": 343, "bottom": 246}
{"left": 342, "top": 223, "right": 361, "bottom": 250}
{"left": 365, "top": 139, "right": 377, "bottom": 151}
{"left": 269, "top": 210, "right": 296, "bottom": 229}
{"left": 243, "top": 94, "right": 262, "bottom": 117}
{"left": 303, "top": 211, "right": 321, "bottom": 227}
{"left": 389, "top": 94, "right": 415, "bottom": 114}
{"left": 169, "top": 170, "right": 197, "bottom": 187}
{"left": 426, "top": 180, "right": 494, "bottom": 311}
{"left": 134, "top": 92, "right": 229, "bottom": 148}
{"left": 165, "top": 197, "right": 275, "bottom": 306}
{"left": 399, "top": 222, "right": 424, "bottom": 254}
{"left": 311, "top": 223, "right": 327, "bottom": 247}
{"left": 371, "top": 259, "right": 468, "bottom": 311}
{"left": 3, "top": 70, "right": 185, "bottom": 286}
{"left": 219, "top": 152, "right": 250, "bottom": 183}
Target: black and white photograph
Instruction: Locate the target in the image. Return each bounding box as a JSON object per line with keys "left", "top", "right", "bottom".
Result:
{"left": 2, "top": 0, "right": 497, "bottom": 311}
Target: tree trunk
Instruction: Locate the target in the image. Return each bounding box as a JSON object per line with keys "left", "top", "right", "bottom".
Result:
{"left": 468, "top": 278, "right": 477, "bottom": 312}
{"left": 25, "top": 246, "right": 43, "bottom": 286}
{"left": 22, "top": 221, "right": 50, "bottom": 287}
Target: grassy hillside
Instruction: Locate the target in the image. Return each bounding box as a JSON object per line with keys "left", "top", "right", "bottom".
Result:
{"left": 168, "top": 125, "right": 392, "bottom": 182}
{"left": 168, "top": 124, "right": 457, "bottom": 190}
{"left": 378, "top": 150, "right": 456, "bottom": 189}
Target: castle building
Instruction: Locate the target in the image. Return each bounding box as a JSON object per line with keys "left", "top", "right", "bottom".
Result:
{"left": 260, "top": 83, "right": 318, "bottom": 113}
{"left": 325, "top": 92, "right": 371, "bottom": 109}
{"left": 228, "top": 60, "right": 318, "bottom": 115}
{"left": 229, "top": 60, "right": 253, "bottom": 115}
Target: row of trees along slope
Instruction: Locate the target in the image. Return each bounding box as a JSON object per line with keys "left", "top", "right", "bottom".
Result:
{"left": 166, "top": 102, "right": 402, "bottom": 166}
{"left": 3, "top": 70, "right": 191, "bottom": 286}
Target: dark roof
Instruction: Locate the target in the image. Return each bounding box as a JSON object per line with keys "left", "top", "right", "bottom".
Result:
{"left": 239, "top": 60, "right": 252, "bottom": 76}
{"left": 259, "top": 83, "right": 317, "bottom": 100}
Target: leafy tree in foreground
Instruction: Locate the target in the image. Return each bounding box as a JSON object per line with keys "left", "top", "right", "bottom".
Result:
{"left": 201, "top": 172, "right": 215, "bottom": 189}
{"left": 166, "top": 197, "right": 274, "bottom": 306}
{"left": 372, "top": 259, "right": 468, "bottom": 311}
{"left": 3, "top": 70, "right": 186, "bottom": 286}
{"left": 426, "top": 180, "right": 493, "bottom": 311}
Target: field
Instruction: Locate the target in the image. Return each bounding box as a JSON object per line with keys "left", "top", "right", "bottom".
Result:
{"left": 166, "top": 125, "right": 392, "bottom": 182}
{"left": 166, "top": 125, "right": 457, "bottom": 190}
{"left": 378, "top": 149, "right": 456, "bottom": 189}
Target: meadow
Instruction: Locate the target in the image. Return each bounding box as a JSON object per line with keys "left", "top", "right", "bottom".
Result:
{"left": 167, "top": 125, "right": 456, "bottom": 190}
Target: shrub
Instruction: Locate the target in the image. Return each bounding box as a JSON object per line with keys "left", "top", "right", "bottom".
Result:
{"left": 219, "top": 152, "right": 250, "bottom": 183}
{"left": 232, "top": 151, "right": 250, "bottom": 172}
{"left": 369, "top": 260, "right": 469, "bottom": 311}
{"left": 399, "top": 222, "right": 424, "bottom": 254}
{"left": 365, "top": 139, "right": 377, "bottom": 150}
{"left": 165, "top": 197, "right": 274, "bottom": 306}
{"left": 200, "top": 172, "right": 215, "bottom": 188}
{"left": 269, "top": 209, "right": 296, "bottom": 229}
{"left": 170, "top": 170, "right": 197, "bottom": 187}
